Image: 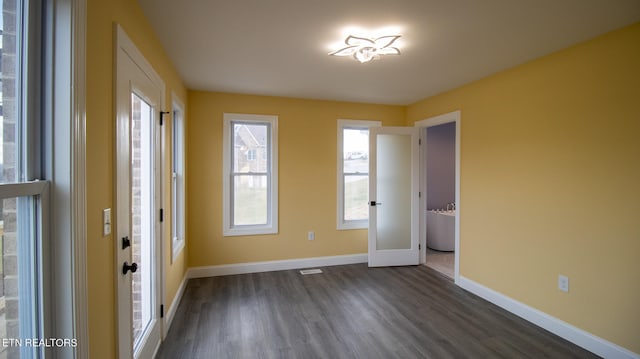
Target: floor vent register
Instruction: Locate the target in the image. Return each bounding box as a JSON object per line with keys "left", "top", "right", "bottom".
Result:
{"left": 299, "top": 269, "right": 323, "bottom": 275}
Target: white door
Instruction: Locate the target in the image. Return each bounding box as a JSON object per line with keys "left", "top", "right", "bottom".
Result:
{"left": 115, "top": 25, "right": 164, "bottom": 359}
{"left": 368, "top": 127, "right": 420, "bottom": 267}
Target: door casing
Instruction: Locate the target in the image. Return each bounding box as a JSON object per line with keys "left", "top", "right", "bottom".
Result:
{"left": 415, "top": 111, "right": 461, "bottom": 282}
{"left": 114, "top": 24, "right": 165, "bottom": 359}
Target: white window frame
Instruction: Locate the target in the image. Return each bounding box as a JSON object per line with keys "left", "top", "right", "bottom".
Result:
{"left": 223, "top": 113, "right": 278, "bottom": 236}
{"left": 337, "top": 119, "right": 380, "bottom": 230}
{"left": 171, "top": 95, "right": 186, "bottom": 261}
{"left": 0, "top": 0, "right": 87, "bottom": 356}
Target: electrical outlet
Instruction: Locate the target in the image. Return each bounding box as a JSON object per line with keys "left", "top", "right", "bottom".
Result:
{"left": 308, "top": 231, "right": 315, "bottom": 241}
{"left": 558, "top": 275, "right": 569, "bottom": 292}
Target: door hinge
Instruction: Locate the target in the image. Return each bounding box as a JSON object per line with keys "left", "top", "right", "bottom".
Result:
{"left": 160, "top": 304, "right": 164, "bottom": 318}
{"left": 419, "top": 191, "right": 422, "bottom": 198}
{"left": 160, "top": 111, "right": 170, "bottom": 126}
{"left": 419, "top": 244, "right": 421, "bottom": 250}
{"left": 419, "top": 138, "right": 422, "bottom": 145}
{"left": 159, "top": 208, "right": 164, "bottom": 222}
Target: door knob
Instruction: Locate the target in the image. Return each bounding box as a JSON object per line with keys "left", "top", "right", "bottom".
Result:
{"left": 122, "top": 261, "right": 138, "bottom": 275}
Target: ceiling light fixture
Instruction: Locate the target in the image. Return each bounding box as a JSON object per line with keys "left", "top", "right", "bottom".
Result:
{"left": 329, "top": 34, "right": 402, "bottom": 63}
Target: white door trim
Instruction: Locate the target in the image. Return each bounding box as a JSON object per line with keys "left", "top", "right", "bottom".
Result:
{"left": 70, "top": 0, "right": 89, "bottom": 357}
{"left": 415, "top": 111, "right": 461, "bottom": 282}
{"left": 114, "top": 23, "right": 165, "bottom": 359}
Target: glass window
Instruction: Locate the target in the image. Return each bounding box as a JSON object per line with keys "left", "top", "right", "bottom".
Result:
{"left": 337, "top": 119, "right": 380, "bottom": 229}
{"left": 171, "top": 97, "right": 185, "bottom": 260}
{"left": 0, "top": 0, "right": 53, "bottom": 356}
{"left": 223, "top": 114, "right": 278, "bottom": 236}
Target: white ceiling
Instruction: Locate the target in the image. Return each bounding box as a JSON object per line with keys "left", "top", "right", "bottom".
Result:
{"left": 137, "top": 0, "right": 640, "bottom": 105}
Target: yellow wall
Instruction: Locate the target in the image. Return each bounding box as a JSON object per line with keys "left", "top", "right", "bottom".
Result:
{"left": 86, "top": 0, "right": 188, "bottom": 357}
{"left": 407, "top": 23, "right": 640, "bottom": 353}
{"left": 84, "top": 1, "right": 638, "bottom": 354}
{"left": 187, "top": 92, "right": 405, "bottom": 266}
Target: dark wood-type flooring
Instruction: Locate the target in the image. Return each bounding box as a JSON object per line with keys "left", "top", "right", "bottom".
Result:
{"left": 156, "top": 264, "right": 598, "bottom": 358}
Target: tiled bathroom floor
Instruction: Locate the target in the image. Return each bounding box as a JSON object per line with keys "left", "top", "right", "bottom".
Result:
{"left": 425, "top": 248, "right": 454, "bottom": 279}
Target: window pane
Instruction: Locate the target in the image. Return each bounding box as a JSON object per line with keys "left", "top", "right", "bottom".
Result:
{"left": 1, "top": 1, "right": 20, "bottom": 184}
{"left": 171, "top": 104, "right": 185, "bottom": 249}
{"left": 233, "top": 123, "right": 268, "bottom": 173}
{"left": 131, "top": 94, "right": 153, "bottom": 349}
{"left": 1, "top": 196, "right": 40, "bottom": 358}
{"left": 344, "top": 175, "right": 368, "bottom": 221}
{"left": 233, "top": 175, "right": 267, "bottom": 226}
{"left": 343, "top": 128, "right": 369, "bottom": 174}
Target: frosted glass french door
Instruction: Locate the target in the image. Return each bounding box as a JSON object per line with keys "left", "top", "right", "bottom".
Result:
{"left": 368, "top": 127, "right": 420, "bottom": 267}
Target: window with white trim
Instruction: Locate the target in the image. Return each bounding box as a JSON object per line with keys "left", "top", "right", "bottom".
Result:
{"left": 223, "top": 113, "right": 278, "bottom": 236}
{"left": 337, "top": 119, "right": 380, "bottom": 229}
{"left": 171, "top": 96, "right": 185, "bottom": 260}
{"left": 0, "top": 0, "right": 85, "bottom": 354}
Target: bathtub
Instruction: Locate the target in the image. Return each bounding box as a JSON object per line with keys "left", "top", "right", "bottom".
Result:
{"left": 426, "top": 210, "right": 455, "bottom": 251}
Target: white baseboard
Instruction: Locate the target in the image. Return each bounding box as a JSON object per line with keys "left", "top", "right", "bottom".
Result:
{"left": 162, "top": 273, "right": 188, "bottom": 338}
{"left": 187, "top": 253, "right": 368, "bottom": 278}
{"left": 457, "top": 276, "right": 640, "bottom": 359}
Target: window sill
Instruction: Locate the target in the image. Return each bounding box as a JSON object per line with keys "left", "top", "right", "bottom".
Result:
{"left": 223, "top": 226, "right": 278, "bottom": 237}
{"left": 337, "top": 220, "right": 368, "bottom": 231}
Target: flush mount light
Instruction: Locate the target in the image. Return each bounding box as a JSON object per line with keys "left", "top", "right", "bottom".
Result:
{"left": 329, "top": 35, "right": 401, "bottom": 63}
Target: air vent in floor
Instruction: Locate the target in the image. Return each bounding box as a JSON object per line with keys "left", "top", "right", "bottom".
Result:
{"left": 300, "top": 269, "right": 323, "bottom": 275}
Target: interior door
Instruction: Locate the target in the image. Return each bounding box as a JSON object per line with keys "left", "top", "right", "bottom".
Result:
{"left": 368, "top": 126, "right": 420, "bottom": 267}
{"left": 116, "top": 26, "right": 163, "bottom": 359}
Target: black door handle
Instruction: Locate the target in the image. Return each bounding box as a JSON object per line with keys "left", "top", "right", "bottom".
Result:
{"left": 122, "top": 261, "right": 138, "bottom": 275}
{"left": 122, "top": 236, "right": 131, "bottom": 249}
{"left": 369, "top": 201, "right": 382, "bottom": 206}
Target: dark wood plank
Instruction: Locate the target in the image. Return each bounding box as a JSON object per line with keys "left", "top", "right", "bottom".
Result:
{"left": 156, "top": 264, "right": 599, "bottom": 359}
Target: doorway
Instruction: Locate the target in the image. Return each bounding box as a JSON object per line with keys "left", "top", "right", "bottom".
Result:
{"left": 416, "top": 111, "right": 461, "bottom": 281}
{"left": 115, "top": 25, "right": 165, "bottom": 358}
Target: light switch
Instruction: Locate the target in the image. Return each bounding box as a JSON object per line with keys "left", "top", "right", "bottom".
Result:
{"left": 103, "top": 208, "right": 112, "bottom": 236}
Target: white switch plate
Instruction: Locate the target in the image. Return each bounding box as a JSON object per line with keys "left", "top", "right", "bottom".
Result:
{"left": 308, "top": 231, "right": 315, "bottom": 241}
{"left": 103, "top": 208, "right": 112, "bottom": 236}
{"left": 558, "top": 274, "right": 569, "bottom": 292}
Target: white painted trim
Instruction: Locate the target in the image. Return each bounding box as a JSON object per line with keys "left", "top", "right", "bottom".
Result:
{"left": 115, "top": 25, "right": 164, "bottom": 90}
{"left": 170, "top": 93, "right": 187, "bottom": 263}
{"left": 415, "top": 111, "right": 461, "bottom": 128}
{"left": 162, "top": 273, "right": 188, "bottom": 338}
{"left": 336, "top": 119, "right": 380, "bottom": 230}
{"left": 0, "top": 181, "right": 48, "bottom": 198}
{"left": 188, "top": 254, "right": 367, "bottom": 278}
{"left": 71, "top": 0, "right": 89, "bottom": 357}
{"left": 115, "top": 23, "right": 165, "bottom": 359}
{"left": 415, "top": 111, "right": 461, "bottom": 280}
{"left": 458, "top": 276, "right": 640, "bottom": 359}
{"left": 158, "top": 96, "right": 168, "bottom": 345}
